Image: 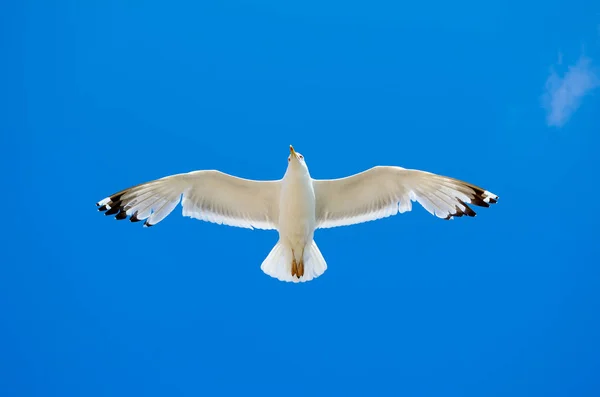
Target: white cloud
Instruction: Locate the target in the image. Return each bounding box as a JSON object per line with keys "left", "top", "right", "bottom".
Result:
{"left": 543, "top": 55, "right": 599, "bottom": 127}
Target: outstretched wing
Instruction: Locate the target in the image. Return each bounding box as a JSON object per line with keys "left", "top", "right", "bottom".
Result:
{"left": 313, "top": 166, "right": 498, "bottom": 229}
{"left": 96, "top": 170, "right": 281, "bottom": 229}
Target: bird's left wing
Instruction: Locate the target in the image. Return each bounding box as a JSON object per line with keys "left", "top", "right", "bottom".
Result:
{"left": 97, "top": 170, "right": 280, "bottom": 229}
{"left": 313, "top": 166, "right": 498, "bottom": 229}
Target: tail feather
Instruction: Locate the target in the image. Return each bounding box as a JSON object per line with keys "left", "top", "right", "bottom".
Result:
{"left": 260, "top": 240, "right": 327, "bottom": 283}
{"left": 303, "top": 240, "right": 327, "bottom": 282}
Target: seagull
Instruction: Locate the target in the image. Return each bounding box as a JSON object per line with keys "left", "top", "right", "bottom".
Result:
{"left": 97, "top": 145, "right": 498, "bottom": 283}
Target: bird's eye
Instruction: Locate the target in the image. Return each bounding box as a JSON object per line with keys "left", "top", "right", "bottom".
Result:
{"left": 288, "top": 156, "right": 291, "bottom": 162}
{"left": 299, "top": 155, "right": 304, "bottom": 160}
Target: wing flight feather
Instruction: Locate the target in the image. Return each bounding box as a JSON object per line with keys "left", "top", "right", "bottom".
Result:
{"left": 313, "top": 166, "right": 497, "bottom": 229}
{"left": 96, "top": 170, "right": 280, "bottom": 229}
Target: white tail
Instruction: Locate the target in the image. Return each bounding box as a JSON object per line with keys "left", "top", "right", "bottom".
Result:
{"left": 260, "top": 240, "right": 328, "bottom": 283}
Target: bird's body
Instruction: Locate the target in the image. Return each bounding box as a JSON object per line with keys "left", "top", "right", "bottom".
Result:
{"left": 97, "top": 146, "right": 498, "bottom": 283}
{"left": 278, "top": 156, "right": 316, "bottom": 276}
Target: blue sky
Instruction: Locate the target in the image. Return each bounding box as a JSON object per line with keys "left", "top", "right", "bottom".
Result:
{"left": 2, "top": 1, "right": 600, "bottom": 396}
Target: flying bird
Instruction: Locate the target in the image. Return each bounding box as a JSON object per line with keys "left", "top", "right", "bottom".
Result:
{"left": 96, "top": 146, "right": 498, "bottom": 283}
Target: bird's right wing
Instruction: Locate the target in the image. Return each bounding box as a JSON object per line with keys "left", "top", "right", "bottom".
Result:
{"left": 313, "top": 166, "right": 498, "bottom": 229}
{"left": 96, "top": 170, "right": 281, "bottom": 229}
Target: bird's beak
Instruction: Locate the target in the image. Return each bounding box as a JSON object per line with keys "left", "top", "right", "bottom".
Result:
{"left": 290, "top": 145, "right": 296, "bottom": 157}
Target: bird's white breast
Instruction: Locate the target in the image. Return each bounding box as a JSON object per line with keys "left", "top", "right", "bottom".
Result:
{"left": 278, "top": 171, "right": 316, "bottom": 251}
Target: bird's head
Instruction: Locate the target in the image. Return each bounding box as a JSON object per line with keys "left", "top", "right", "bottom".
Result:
{"left": 287, "top": 145, "right": 309, "bottom": 173}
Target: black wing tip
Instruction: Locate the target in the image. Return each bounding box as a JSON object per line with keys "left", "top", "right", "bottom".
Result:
{"left": 96, "top": 187, "right": 155, "bottom": 226}
{"left": 460, "top": 200, "right": 477, "bottom": 217}
{"left": 470, "top": 195, "right": 490, "bottom": 208}
{"left": 444, "top": 185, "right": 499, "bottom": 220}
{"left": 470, "top": 186, "right": 499, "bottom": 206}
{"left": 95, "top": 192, "right": 139, "bottom": 224}
{"left": 104, "top": 206, "right": 120, "bottom": 216}
{"left": 115, "top": 210, "right": 128, "bottom": 220}
{"left": 97, "top": 199, "right": 150, "bottom": 226}
{"left": 99, "top": 204, "right": 148, "bottom": 224}
{"left": 444, "top": 199, "right": 477, "bottom": 220}
{"left": 110, "top": 193, "right": 124, "bottom": 203}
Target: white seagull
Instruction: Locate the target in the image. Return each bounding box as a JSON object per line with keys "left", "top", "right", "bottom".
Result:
{"left": 97, "top": 145, "right": 498, "bottom": 283}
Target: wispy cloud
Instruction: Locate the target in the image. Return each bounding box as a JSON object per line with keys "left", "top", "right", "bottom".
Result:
{"left": 543, "top": 55, "right": 599, "bottom": 127}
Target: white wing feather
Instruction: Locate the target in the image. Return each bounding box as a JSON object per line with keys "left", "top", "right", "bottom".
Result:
{"left": 313, "top": 166, "right": 498, "bottom": 229}
{"left": 97, "top": 170, "right": 280, "bottom": 229}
